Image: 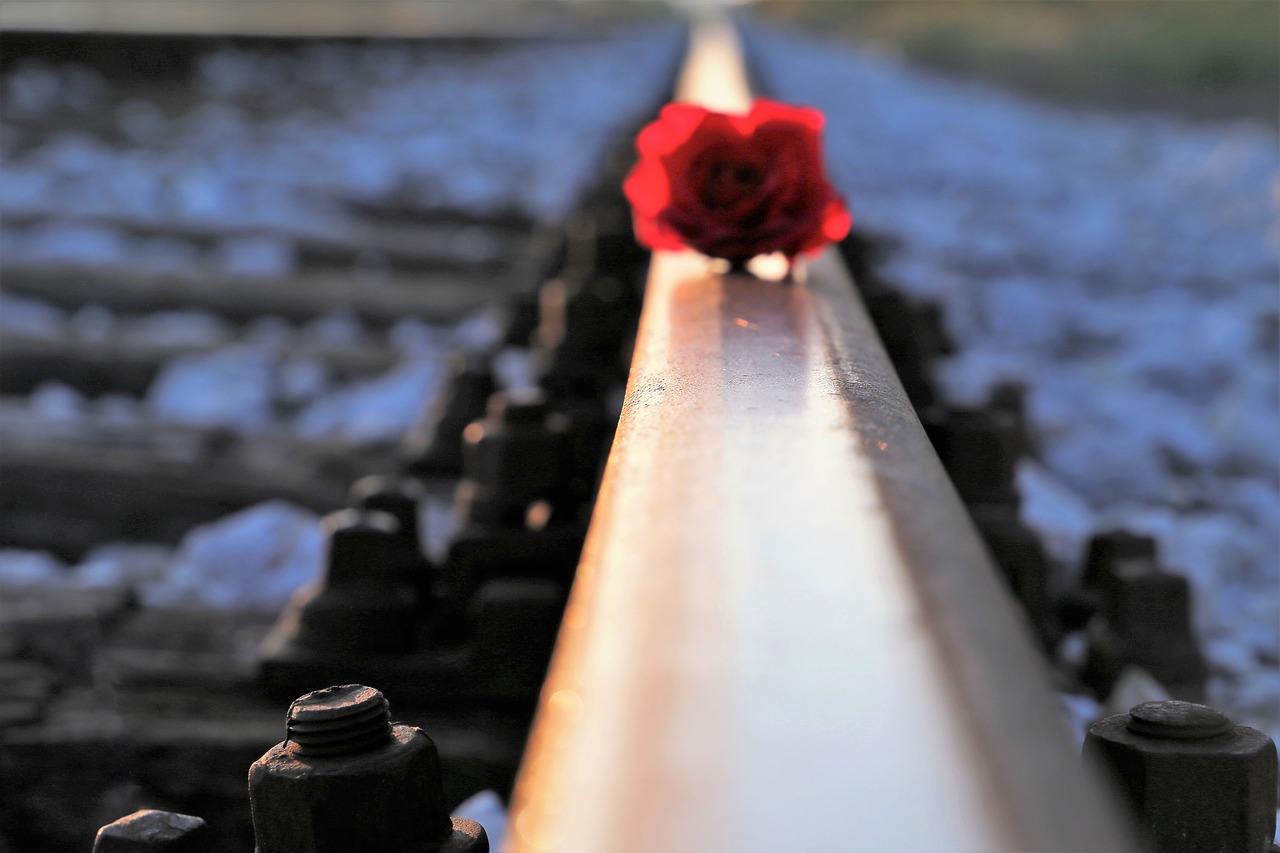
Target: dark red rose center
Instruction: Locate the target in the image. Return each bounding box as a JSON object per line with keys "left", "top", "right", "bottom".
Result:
{"left": 699, "top": 159, "right": 764, "bottom": 210}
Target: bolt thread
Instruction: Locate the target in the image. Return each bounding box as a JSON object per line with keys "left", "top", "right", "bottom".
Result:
{"left": 286, "top": 685, "right": 393, "bottom": 757}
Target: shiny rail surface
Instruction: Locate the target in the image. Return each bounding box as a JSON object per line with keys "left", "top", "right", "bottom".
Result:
{"left": 506, "top": 21, "right": 1136, "bottom": 853}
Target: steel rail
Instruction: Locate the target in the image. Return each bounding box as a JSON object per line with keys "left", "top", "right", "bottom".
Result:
{"left": 506, "top": 20, "right": 1135, "bottom": 853}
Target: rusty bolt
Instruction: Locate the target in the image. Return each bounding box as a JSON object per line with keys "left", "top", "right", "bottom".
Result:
{"left": 249, "top": 685, "right": 488, "bottom": 853}
{"left": 538, "top": 275, "right": 636, "bottom": 376}
{"left": 1084, "top": 700, "right": 1277, "bottom": 853}
{"left": 259, "top": 512, "right": 421, "bottom": 698}
{"left": 435, "top": 522, "right": 584, "bottom": 645}
{"left": 1083, "top": 529, "right": 1158, "bottom": 589}
{"left": 403, "top": 352, "right": 496, "bottom": 479}
{"left": 1061, "top": 529, "right": 1157, "bottom": 632}
{"left": 290, "top": 510, "right": 419, "bottom": 656}
{"left": 93, "top": 810, "right": 210, "bottom": 852}
{"left": 261, "top": 510, "right": 419, "bottom": 670}
{"left": 320, "top": 509, "right": 402, "bottom": 589}
{"left": 349, "top": 475, "right": 434, "bottom": 609}
{"left": 503, "top": 288, "right": 542, "bottom": 348}
{"left": 1082, "top": 557, "right": 1208, "bottom": 701}
{"left": 921, "top": 406, "right": 1024, "bottom": 507}
{"left": 467, "top": 580, "right": 566, "bottom": 701}
{"left": 349, "top": 476, "right": 427, "bottom": 558}
{"left": 455, "top": 390, "right": 573, "bottom": 527}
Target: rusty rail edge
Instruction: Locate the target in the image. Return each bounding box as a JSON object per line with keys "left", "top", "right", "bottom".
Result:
{"left": 506, "top": 20, "right": 1135, "bottom": 853}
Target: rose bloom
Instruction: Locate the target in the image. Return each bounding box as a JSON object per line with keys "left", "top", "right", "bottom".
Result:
{"left": 623, "top": 98, "right": 851, "bottom": 264}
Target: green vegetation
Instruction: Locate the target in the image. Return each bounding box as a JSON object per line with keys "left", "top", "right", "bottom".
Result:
{"left": 751, "top": 1, "right": 1279, "bottom": 126}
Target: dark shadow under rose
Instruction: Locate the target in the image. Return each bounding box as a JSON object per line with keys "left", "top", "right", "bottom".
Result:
{"left": 624, "top": 99, "right": 851, "bottom": 265}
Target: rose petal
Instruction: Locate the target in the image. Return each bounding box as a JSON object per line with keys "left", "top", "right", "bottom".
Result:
{"left": 747, "top": 99, "right": 824, "bottom": 134}
{"left": 636, "top": 103, "right": 713, "bottom": 159}
{"left": 820, "top": 198, "right": 854, "bottom": 242}
{"left": 634, "top": 211, "right": 688, "bottom": 252}
{"left": 623, "top": 156, "right": 671, "bottom": 219}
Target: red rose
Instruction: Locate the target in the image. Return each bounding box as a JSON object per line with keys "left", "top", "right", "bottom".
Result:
{"left": 623, "top": 98, "right": 851, "bottom": 264}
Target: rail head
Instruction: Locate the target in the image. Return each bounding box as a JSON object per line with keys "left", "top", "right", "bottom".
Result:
{"left": 507, "top": 21, "right": 1136, "bottom": 853}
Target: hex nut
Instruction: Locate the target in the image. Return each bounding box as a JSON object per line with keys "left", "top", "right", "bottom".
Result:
{"left": 1084, "top": 700, "right": 1278, "bottom": 853}
{"left": 249, "top": 686, "right": 454, "bottom": 853}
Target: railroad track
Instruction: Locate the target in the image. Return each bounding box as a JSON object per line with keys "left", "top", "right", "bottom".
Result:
{"left": 2, "top": 8, "right": 1275, "bottom": 853}
{"left": 507, "top": 22, "right": 1137, "bottom": 853}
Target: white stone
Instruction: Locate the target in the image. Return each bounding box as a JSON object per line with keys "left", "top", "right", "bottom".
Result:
{"left": 0, "top": 549, "right": 71, "bottom": 587}
{"left": 141, "top": 501, "right": 323, "bottom": 610}
{"left": 146, "top": 345, "right": 277, "bottom": 432}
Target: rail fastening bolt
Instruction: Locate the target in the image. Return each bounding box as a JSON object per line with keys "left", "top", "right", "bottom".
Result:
{"left": 1082, "top": 528, "right": 1158, "bottom": 589}
{"left": 403, "top": 353, "right": 496, "bottom": 479}
{"left": 1084, "top": 699, "right": 1277, "bottom": 853}
{"left": 249, "top": 684, "right": 487, "bottom": 853}
{"left": 350, "top": 474, "right": 434, "bottom": 609}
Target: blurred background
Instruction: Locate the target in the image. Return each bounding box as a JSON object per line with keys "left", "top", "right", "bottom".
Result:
{"left": 757, "top": 0, "right": 1277, "bottom": 125}
{"left": 0, "top": 1, "right": 1276, "bottom": 850}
